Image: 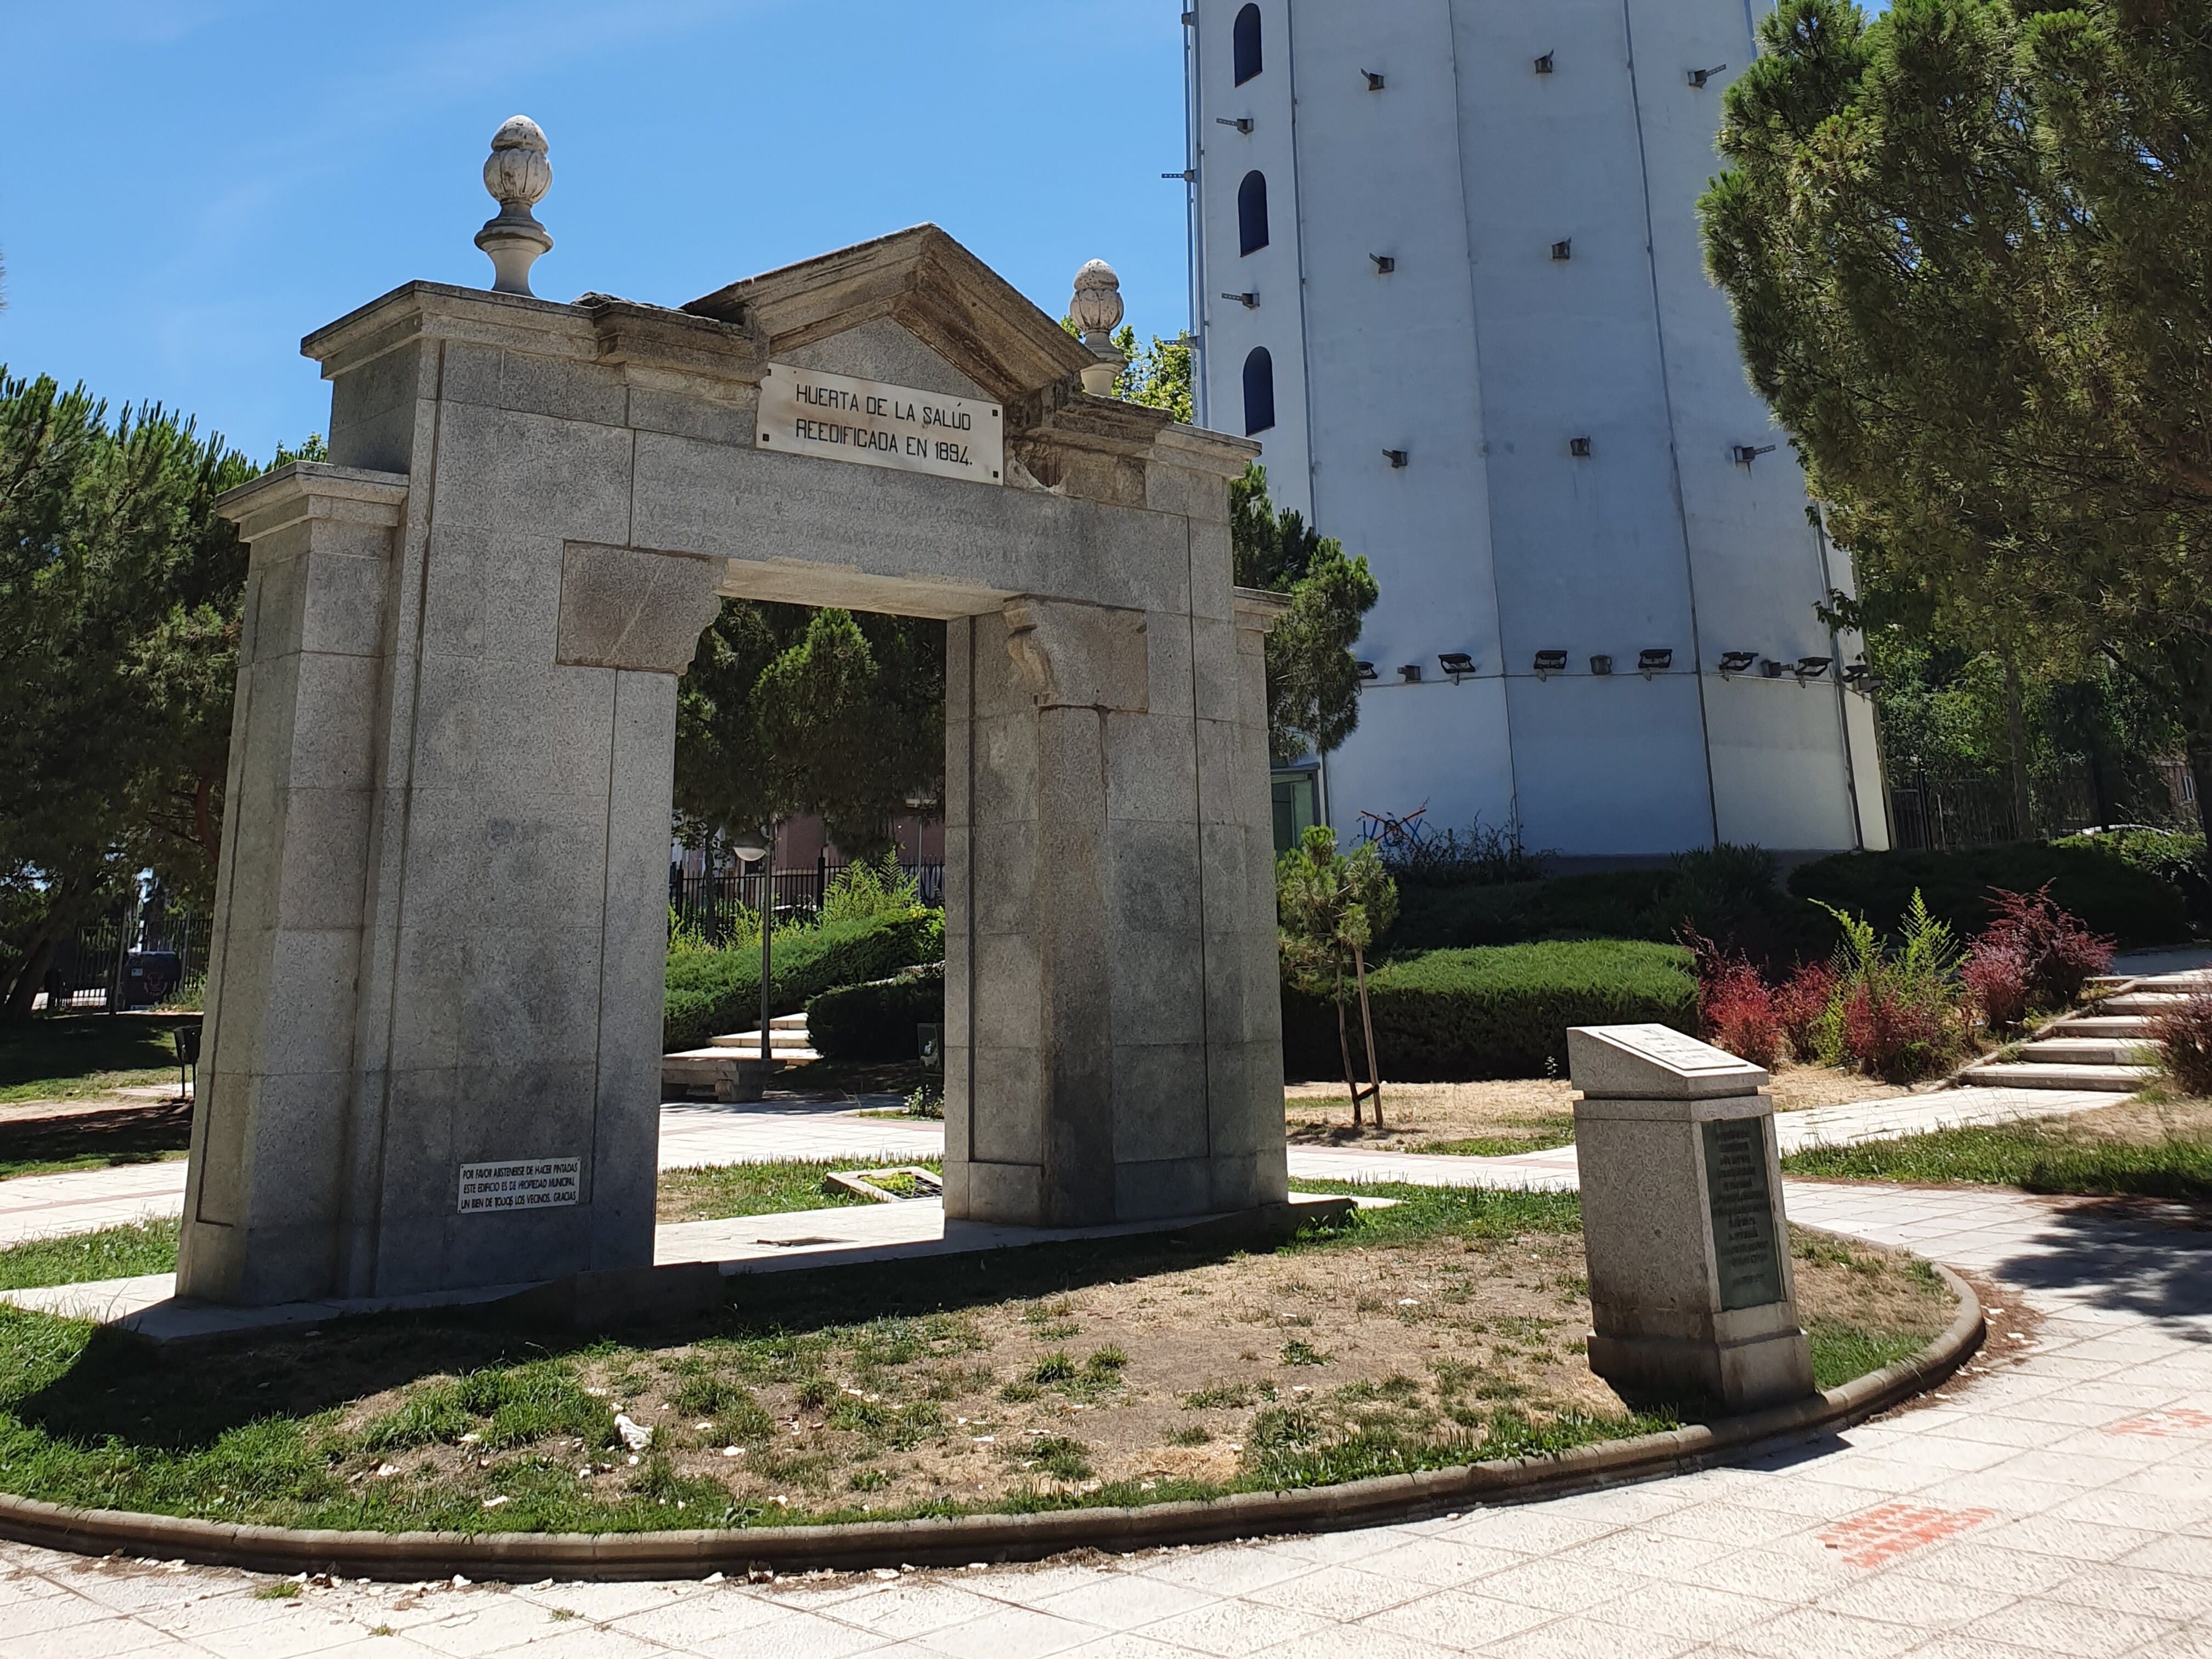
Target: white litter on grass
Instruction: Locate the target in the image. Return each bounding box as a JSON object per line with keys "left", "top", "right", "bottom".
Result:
{"left": 721, "top": 1446, "right": 743, "bottom": 1458}
{"left": 481, "top": 1496, "right": 509, "bottom": 1510}
{"left": 614, "top": 1413, "right": 654, "bottom": 1452}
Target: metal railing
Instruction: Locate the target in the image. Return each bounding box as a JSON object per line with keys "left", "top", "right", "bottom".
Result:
{"left": 669, "top": 859, "right": 945, "bottom": 944}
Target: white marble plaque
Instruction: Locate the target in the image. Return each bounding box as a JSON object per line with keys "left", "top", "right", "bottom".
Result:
{"left": 1602, "top": 1024, "right": 1747, "bottom": 1074}
{"left": 755, "top": 364, "right": 1003, "bottom": 487}
{"left": 457, "top": 1158, "right": 580, "bottom": 1214}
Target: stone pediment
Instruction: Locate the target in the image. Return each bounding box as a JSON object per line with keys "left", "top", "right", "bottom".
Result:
{"left": 682, "top": 224, "right": 1095, "bottom": 409}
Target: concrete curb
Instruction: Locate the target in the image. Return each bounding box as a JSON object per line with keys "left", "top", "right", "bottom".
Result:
{"left": 0, "top": 1268, "right": 1983, "bottom": 1581}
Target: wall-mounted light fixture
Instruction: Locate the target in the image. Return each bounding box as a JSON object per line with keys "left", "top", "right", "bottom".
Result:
{"left": 1370, "top": 253, "right": 1396, "bottom": 274}
{"left": 1216, "top": 115, "right": 1255, "bottom": 134}
{"left": 1161, "top": 168, "right": 1197, "bottom": 182}
{"left": 1760, "top": 658, "right": 1786, "bottom": 679}
{"left": 1688, "top": 64, "right": 1728, "bottom": 88}
{"left": 1590, "top": 654, "right": 1615, "bottom": 676}
{"left": 1795, "top": 656, "right": 1833, "bottom": 682}
{"left": 1841, "top": 662, "right": 1876, "bottom": 691}
{"left": 1355, "top": 661, "right": 1379, "bottom": 685}
{"left": 1717, "top": 650, "right": 1759, "bottom": 678}
{"left": 1534, "top": 52, "right": 1555, "bottom": 74}
{"left": 1362, "top": 69, "right": 1386, "bottom": 90}
{"left": 1384, "top": 448, "right": 1409, "bottom": 469}
{"left": 1551, "top": 239, "right": 1573, "bottom": 262}
{"left": 1569, "top": 436, "right": 1593, "bottom": 458}
{"left": 1731, "top": 443, "right": 1778, "bottom": 466}
{"left": 1398, "top": 663, "right": 1424, "bottom": 684}
{"left": 1438, "top": 652, "right": 1475, "bottom": 682}
{"left": 1638, "top": 648, "right": 1674, "bottom": 678}
{"left": 1222, "top": 291, "right": 1260, "bottom": 309}
{"left": 1533, "top": 649, "right": 1570, "bottom": 680}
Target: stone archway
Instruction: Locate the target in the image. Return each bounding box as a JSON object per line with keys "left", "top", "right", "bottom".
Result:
{"left": 183, "top": 228, "right": 1289, "bottom": 1308}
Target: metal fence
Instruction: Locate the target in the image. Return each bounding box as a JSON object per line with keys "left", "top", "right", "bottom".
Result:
{"left": 40, "top": 902, "right": 213, "bottom": 1012}
{"left": 668, "top": 859, "right": 945, "bottom": 944}
{"left": 1886, "top": 760, "right": 2191, "bottom": 853}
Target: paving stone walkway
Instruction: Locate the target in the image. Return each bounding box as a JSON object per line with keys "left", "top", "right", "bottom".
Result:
{"left": 4, "top": 1178, "right": 2208, "bottom": 1657}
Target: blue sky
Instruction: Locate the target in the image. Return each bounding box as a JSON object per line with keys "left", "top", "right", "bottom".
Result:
{"left": 0, "top": 1, "right": 1189, "bottom": 461}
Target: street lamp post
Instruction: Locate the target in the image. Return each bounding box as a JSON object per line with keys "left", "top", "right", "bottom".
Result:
{"left": 730, "top": 827, "right": 775, "bottom": 1075}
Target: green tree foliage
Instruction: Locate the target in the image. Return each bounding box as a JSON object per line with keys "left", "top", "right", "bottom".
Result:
{"left": 0, "top": 372, "right": 261, "bottom": 1018}
{"left": 1110, "top": 325, "right": 1194, "bottom": 424}
{"left": 1701, "top": 0, "right": 2212, "bottom": 837}
{"left": 1232, "top": 464, "right": 1380, "bottom": 764}
{"left": 675, "top": 603, "right": 944, "bottom": 861}
{"left": 1278, "top": 825, "right": 1398, "bottom": 1123}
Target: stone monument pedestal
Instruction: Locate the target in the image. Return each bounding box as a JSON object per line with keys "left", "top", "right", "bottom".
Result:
{"left": 1567, "top": 1024, "right": 1815, "bottom": 1413}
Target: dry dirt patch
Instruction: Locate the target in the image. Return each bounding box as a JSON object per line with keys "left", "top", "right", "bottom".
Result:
{"left": 1285, "top": 1065, "right": 1914, "bottom": 1153}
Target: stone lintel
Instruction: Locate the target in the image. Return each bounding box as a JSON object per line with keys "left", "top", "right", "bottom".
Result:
{"left": 556, "top": 543, "right": 729, "bottom": 674}
{"left": 213, "top": 462, "right": 411, "bottom": 543}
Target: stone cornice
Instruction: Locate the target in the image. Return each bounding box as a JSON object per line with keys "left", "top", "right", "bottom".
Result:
{"left": 213, "top": 463, "right": 412, "bottom": 543}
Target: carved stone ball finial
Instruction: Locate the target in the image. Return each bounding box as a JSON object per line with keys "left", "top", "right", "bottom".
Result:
{"left": 1070, "top": 258, "right": 1127, "bottom": 396}
{"left": 475, "top": 116, "right": 554, "bottom": 297}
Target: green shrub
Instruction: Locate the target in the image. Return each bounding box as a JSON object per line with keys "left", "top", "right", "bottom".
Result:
{"left": 1790, "top": 843, "right": 2190, "bottom": 949}
{"left": 806, "top": 966, "right": 945, "bottom": 1063}
{"left": 2052, "top": 829, "right": 2212, "bottom": 934}
{"left": 663, "top": 912, "right": 944, "bottom": 1052}
{"left": 819, "top": 856, "right": 927, "bottom": 928}
{"left": 1282, "top": 940, "right": 1697, "bottom": 1081}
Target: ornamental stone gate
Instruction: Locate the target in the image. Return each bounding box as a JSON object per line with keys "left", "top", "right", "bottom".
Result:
{"left": 182, "top": 220, "right": 1289, "bottom": 1307}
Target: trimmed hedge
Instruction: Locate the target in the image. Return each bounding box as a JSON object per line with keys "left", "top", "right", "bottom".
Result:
{"left": 663, "top": 912, "right": 944, "bottom": 1053}
{"left": 1788, "top": 843, "right": 2190, "bottom": 949}
{"left": 1282, "top": 939, "right": 1697, "bottom": 1082}
{"left": 807, "top": 967, "right": 945, "bottom": 1063}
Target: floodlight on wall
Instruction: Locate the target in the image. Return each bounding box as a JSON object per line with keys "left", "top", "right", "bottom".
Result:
{"left": 1688, "top": 64, "right": 1728, "bottom": 88}
{"left": 1398, "top": 663, "right": 1424, "bottom": 684}
{"left": 1371, "top": 253, "right": 1397, "bottom": 273}
{"left": 1363, "top": 70, "right": 1386, "bottom": 90}
{"left": 1535, "top": 52, "right": 1555, "bottom": 74}
{"left": 1222, "top": 291, "right": 1260, "bottom": 309}
{"left": 1795, "top": 656, "right": 1834, "bottom": 682}
{"left": 1551, "top": 239, "right": 1573, "bottom": 262}
{"left": 1533, "top": 649, "right": 1569, "bottom": 680}
{"left": 1760, "top": 658, "right": 1786, "bottom": 679}
{"left": 1570, "top": 436, "right": 1593, "bottom": 458}
{"left": 1161, "top": 168, "right": 1197, "bottom": 182}
{"left": 1731, "top": 443, "right": 1778, "bottom": 465}
{"left": 1355, "top": 660, "right": 1380, "bottom": 685}
{"left": 1717, "top": 650, "right": 1759, "bottom": 678}
{"left": 1841, "top": 662, "right": 1877, "bottom": 691}
{"left": 1590, "top": 654, "right": 1615, "bottom": 676}
{"left": 1638, "top": 648, "right": 1674, "bottom": 678}
{"left": 1438, "top": 652, "right": 1476, "bottom": 682}
{"left": 1384, "top": 448, "right": 1409, "bottom": 469}
{"left": 1216, "top": 116, "right": 1255, "bottom": 134}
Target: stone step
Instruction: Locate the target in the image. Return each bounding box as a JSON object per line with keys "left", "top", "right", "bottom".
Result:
{"left": 710, "top": 1028, "right": 815, "bottom": 1051}
{"left": 2093, "top": 993, "right": 2190, "bottom": 1015}
{"left": 1956, "top": 1061, "right": 2154, "bottom": 1092}
{"left": 2045, "top": 1015, "right": 2154, "bottom": 1039}
{"left": 2016, "top": 1037, "right": 2153, "bottom": 1067}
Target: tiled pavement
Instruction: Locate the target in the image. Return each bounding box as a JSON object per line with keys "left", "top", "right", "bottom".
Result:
{"left": 5, "top": 1172, "right": 2211, "bottom": 1653}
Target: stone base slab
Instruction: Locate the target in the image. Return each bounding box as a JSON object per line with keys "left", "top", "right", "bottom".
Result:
{"left": 1588, "top": 1324, "right": 1815, "bottom": 1413}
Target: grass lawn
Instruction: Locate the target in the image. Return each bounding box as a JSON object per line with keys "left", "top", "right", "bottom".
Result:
{"left": 0, "top": 1015, "right": 189, "bottom": 1107}
{"left": 0, "top": 1221, "right": 180, "bottom": 1291}
{"left": 1782, "top": 1095, "right": 2212, "bottom": 1202}
{"left": 656, "top": 1160, "right": 940, "bottom": 1224}
{"left": 0, "top": 1099, "right": 194, "bottom": 1181}
{"left": 0, "top": 1182, "right": 1952, "bottom": 1534}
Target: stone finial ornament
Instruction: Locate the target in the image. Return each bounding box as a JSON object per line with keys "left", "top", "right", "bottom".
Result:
{"left": 1070, "top": 258, "right": 1127, "bottom": 396}
{"left": 475, "top": 116, "right": 554, "bottom": 296}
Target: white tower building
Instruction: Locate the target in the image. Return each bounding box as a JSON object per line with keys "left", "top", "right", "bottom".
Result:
{"left": 1183, "top": 1, "right": 1889, "bottom": 862}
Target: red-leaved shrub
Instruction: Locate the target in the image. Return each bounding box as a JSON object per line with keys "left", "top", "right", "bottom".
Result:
{"left": 1962, "top": 884, "right": 2114, "bottom": 1028}
{"left": 1961, "top": 938, "right": 2033, "bottom": 1030}
{"left": 1774, "top": 961, "right": 1837, "bottom": 1059}
{"left": 1687, "top": 930, "right": 1782, "bottom": 1067}
{"left": 1841, "top": 981, "right": 1955, "bottom": 1083}
{"left": 2148, "top": 983, "right": 2212, "bottom": 1097}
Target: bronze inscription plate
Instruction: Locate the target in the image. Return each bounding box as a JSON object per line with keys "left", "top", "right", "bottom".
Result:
{"left": 1702, "top": 1117, "right": 1784, "bottom": 1310}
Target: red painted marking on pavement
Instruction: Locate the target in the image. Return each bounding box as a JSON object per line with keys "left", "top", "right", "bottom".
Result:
{"left": 2108, "top": 1408, "right": 2212, "bottom": 1438}
{"left": 1819, "top": 1503, "right": 1996, "bottom": 1568}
